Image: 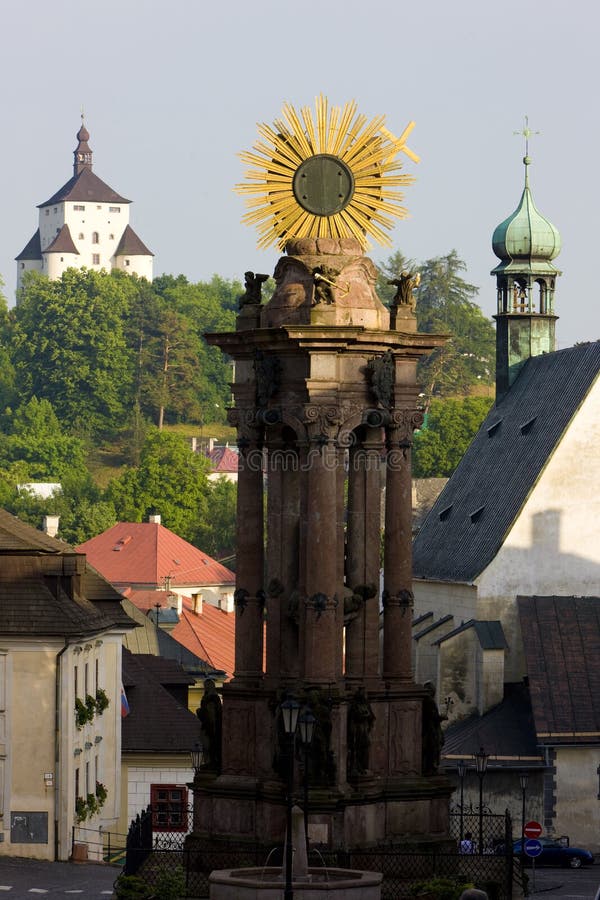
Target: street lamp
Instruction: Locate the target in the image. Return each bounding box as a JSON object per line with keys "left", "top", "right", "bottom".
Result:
{"left": 519, "top": 771, "right": 529, "bottom": 871}
{"left": 474, "top": 746, "right": 489, "bottom": 855}
{"left": 457, "top": 759, "right": 467, "bottom": 844}
{"left": 281, "top": 698, "right": 300, "bottom": 900}
{"left": 190, "top": 742, "right": 204, "bottom": 776}
{"left": 298, "top": 709, "right": 316, "bottom": 852}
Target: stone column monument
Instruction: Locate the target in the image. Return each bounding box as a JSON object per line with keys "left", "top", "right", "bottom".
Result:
{"left": 193, "top": 98, "right": 452, "bottom": 853}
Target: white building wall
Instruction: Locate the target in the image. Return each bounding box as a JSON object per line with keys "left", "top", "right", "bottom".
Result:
{"left": 554, "top": 747, "right": 600, "bottom": 850}
{"left": 126, "top": 765, "right": 194, "bottom": 824}
{"left": 113, "top": 254, "right": 153, "bottom": 281}
{"left": 476, "top": 377, "right": 600, "bottom": 680}
{"left": 61, "top": 200, "right": 131, "bottom": 271}
{"left": 39, "top": 205, "right": 65, "bottom": 251}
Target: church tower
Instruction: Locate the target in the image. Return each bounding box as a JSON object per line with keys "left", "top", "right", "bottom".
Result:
{"left": 491, "top": 126, "right": 561, "bottom": 401}
{"left": 16, "top": 118, "right": 153, "bottom": 293}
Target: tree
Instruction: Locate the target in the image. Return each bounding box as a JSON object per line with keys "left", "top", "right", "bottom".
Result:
{"left": 196, "top": 477, "right": 237, "bottom": 561}
{"left": 0, "top": 281, "right": 17, "bottom": 414}
{"left": 106, "top": 429, "right": 211, "bottom": 543}
{"left": 377, "top": 250, "right": 495, "bottom": 404}
{"left": 11, "top": 269, "right": 135, "bottom": 437}
{"left": 0, "top": 397, "right": 88, "bottom": 482}
{"left": 412, "top": 396, "right": 492, "bottom": 477}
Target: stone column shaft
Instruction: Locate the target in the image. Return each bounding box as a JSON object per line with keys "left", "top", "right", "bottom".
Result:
{"left": 303, "top": 440, "right": 340, "bottom": 683}
{"left": 345, "top": 436, "right": 383, "bottom": 680}
{"left": 234, "top": 432, "right": 264, "bottom": 679}
{"left": 383, "top": 416, "right": 414, "bottom": 682}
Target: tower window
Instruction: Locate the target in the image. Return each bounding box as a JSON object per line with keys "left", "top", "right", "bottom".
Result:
{"left": 45, "top": 209, "right": 49, "bottom": 216}
{"left": 125, "top": 259, "right": 130, "bottom": 267}
{"left": 92, "top": 254, "right": 100, "bottom": 265}
{"left": 109, "top": 207, "right": 121, "bottom": 213}
{"left": 109, "top": 233, "right": 115, "bottom": 240}
{"left": 78, "top": 233, "right": 84, "bottom": 240}
{"left": 92, "top": 232, "right": 99, "bottom": 244}
{"left": 73, "top": 205, "right": 85, "bottom": 212}
{"left": 20, "top": 263, "right": 24, "bottom": 269}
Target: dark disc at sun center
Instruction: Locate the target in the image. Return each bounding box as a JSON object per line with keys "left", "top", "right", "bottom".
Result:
{"left": 292, "top": 154, "right": 355, "bottom": 216}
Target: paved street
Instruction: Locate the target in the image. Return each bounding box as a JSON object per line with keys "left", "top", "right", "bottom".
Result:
{"left": 527, "top": 863, "right": 599, "bottom": 899}
{"left": 0, "top": 858, "right": 119, "bottom": 899}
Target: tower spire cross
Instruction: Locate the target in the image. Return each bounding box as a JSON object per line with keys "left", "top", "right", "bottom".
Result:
{"left": 513, "top": 115, "right": 540, "bottom": 156}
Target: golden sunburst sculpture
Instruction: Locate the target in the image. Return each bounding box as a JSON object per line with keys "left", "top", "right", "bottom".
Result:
{"left": 236, "top": 95, "right": 419, "bottom": 251}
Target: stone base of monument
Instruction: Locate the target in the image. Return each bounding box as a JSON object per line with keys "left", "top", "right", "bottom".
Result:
{"left": 209, "top": 866, "right": 382, "bottom": 899}
{"left": 208, "top": 806, "right": 382, "bottom": 899}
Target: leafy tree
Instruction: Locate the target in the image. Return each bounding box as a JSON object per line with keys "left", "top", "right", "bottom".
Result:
{"left": 0, "top": 397, "right": 88, "bottom": 482}
{"left": 377, "top": 250, "right": 495, "bottom": 404}
{"left": 0, "top": 281, "right": 17, "bottom": 414}
{"left": 196, "top": 476, "right": 237, "bottom": 561}
{"left": 412, "top": 396, "right": 492, "bottom": 477}
{"left": 11, "top": 269, "right": 135, "bottom": 437}
{"left": 106, "top": 429, "right": 211, "bottom": 543}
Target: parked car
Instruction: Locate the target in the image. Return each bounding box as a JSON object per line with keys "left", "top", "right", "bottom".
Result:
{"left": 513, "top": 838, "right": 594, "bottom": 868}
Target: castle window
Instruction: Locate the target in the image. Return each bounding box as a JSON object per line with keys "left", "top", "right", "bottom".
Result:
{"left": 53, "top": 207, "right": 57, "bottom": 213}
{"left": 73, "top": 205, "right": 85, "bottom": 212}
{"left": 92, "top": 232, "right": 99, "bottom": 244}
{"left": 109, "top": 233, "right": 115, "bottom": 240}
{"left": 78, "top": 233, "right": 84, "bottom": 240}
{"left": 45, "top": 209, "right": 49, "bottom": 216}
{"left": 125, "top": 259, "right": 130, "bottom": 267}
{"left": 109, "top": 206, "right": 121, "bottom": 213}
{"left": 20, "top": 263, "right": 24, "bottom": 269}
{"left": 92, "top": 254, "right": 100, "bottom": 265}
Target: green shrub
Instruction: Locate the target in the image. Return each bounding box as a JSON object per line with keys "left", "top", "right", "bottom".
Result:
{"left": 155, "top": 866, "right": 186, "bottom": 899}
{"left": 113, "top": 874, "right": 154, "bottom": 899}
{"left": 408, "top": 876, "right": 473, "bottom": 900}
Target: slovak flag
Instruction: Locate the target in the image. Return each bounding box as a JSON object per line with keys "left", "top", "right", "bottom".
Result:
{"left": 121, "top": 684, "right": 130, "bottom": 718}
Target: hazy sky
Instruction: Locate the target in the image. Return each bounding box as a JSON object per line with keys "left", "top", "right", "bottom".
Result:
{"left": 3, "top": 0, "right": 597, "bottom": 347}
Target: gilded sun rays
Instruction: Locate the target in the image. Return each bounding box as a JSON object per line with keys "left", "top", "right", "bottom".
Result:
{"left": 236, "top": 96, "right": 419, "bottom": 251}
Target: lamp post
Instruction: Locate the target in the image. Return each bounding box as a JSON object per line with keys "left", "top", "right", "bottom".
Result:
{"left": 457, "top": 759, "right": 467, "bottom": 845}
{"left": 190, "top": 742, "right": 204, "bottom": 832}
{"left": 281, "top": 698, "right": 300, "bottom": 900}
{"left": 519, "top": 771, "right": 529, "bottom": 871}
{"left": 298, "top": 709, "right": 316, "bottom": 852}
{"left": 474, "top": 746, "right": 489, "bottom": 855}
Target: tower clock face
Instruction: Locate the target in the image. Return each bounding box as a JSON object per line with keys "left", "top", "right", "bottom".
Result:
{"left": 292, "top": 154, "right": 355, "bottom": 216}
{"left": 236, "top": 95, "right": 419, "bottom": 250}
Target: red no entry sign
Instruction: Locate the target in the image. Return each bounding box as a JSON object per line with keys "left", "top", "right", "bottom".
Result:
{"left": 524, "top": 820, "right": 542, "bottom": 838}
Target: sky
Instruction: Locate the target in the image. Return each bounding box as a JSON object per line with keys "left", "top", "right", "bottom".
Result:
{"left": 2, "top": 0, "right": 598, "bottom": 348}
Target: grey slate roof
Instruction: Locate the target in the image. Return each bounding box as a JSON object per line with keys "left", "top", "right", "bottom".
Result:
{"left": 115, "top": 224, "right": 154, "bottom": 257}
{"left": 15, "top": 229, "right": 42, "bottom": 261}
{"left": 442, "top": 682, "right": 542, "bottom": 765}
{"left": 519, "top": 595, "right": 600, "bottom": 745}
{"left": 121, "top": 648, "right": 203, "bottom": 753}
{"left": 435, "top": 619, "right": 508, "bottom": 650}
{"left": 0, "top": 508, "right": 136, "bottom": 635}
{"left": 413, "top": 342, "right": 600, "bottom": 583}
{"left": 39, "top": 168, "right": 129, "bottom": 207}
{"left": 44, "top": 224, "right": 79, "bottom": 255}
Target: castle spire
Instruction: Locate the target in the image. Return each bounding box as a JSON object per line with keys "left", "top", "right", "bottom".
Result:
{"left": 73, "top": 113, "right": 93, "bottom": 176}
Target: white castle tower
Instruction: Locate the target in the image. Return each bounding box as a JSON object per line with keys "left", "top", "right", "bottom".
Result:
{"left": 16, "top": 119, "right": 153, "bottom": 292}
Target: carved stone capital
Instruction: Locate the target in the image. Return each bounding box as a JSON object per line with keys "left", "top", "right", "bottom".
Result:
{"left": 303, "top": 404, "right": 342, "bottom": 442}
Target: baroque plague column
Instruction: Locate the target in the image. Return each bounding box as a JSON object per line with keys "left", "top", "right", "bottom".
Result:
{"left": 194, "top": 99, "right": 452, "bottom": 850}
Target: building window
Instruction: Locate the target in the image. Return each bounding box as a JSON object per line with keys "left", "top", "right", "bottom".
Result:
{"left": 150, "top": 785, "right": 188, "bottom": 832}
{"left": 109, "top": 206, "right": 121, "bottom": 213}
{"left": 84, "top": 663, "right": 89, "bottom": 696}
{"left": 20, "top": 262, "right": 24, "bottom": 269}
{"left": 125, "top": 259, "right": 130, "bottom": 267}
{"left": 96, "top": 205, "right": 101, "bottom": 210}
{"left": 109, "top": 234, "right": 115, "bottom": 240}
{"left": 54, "top": 207, "right": 57, "bottom": 213}
{"left": 92, "top": 232, "right": 99, "bottom": 244}
{"left": 74, "top": 666, "right": 78, "bottom": 698}
{"left": 85, "top": 762, "right": 90, "bottom": 796}
{"left": 78, "top": 233, "right": 84, "bottom": 240}
{"left": 45, "top": 209, "right": 49, "bottom": 216}
{"left": 75, "top": 768, "right": 80, "bottom": 800}
{"left": 74, "top": 205, "right": 85, "bottom": 211}
{"left": 92, "top": 254, "right": 100, "bottom": 265}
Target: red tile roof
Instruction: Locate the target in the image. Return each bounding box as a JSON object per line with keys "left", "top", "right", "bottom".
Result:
{"left": 77, "top": 522, "right": 234, "bottom": 590}
{"left": 172, "top": 598, "right": 235, "bottom": 679}
{"left": 206, "top": 446, "right": 238, "bottom": 474}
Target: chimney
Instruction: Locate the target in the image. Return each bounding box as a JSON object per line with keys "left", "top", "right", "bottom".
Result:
{"left": 220, "top": 592, "right": 235, "bottom": 613}
{"left": 192, "top": 593, "right": 203, "bottom": 615}
{"left": 43, "top": 515, "right": 60, "bottom": 538}
{"left": 148, "top": 514, "right": 161, "bottom": 525}
{"left": 208, "top": 438, "right": 215, "bottom": 452}
{"left": 167, "top": 592, "right": 183, "bottom": 615}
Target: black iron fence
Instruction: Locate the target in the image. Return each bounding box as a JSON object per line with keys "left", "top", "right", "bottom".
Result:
{"left": 123, "top": 809, "right": 515, "bottom": 899}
